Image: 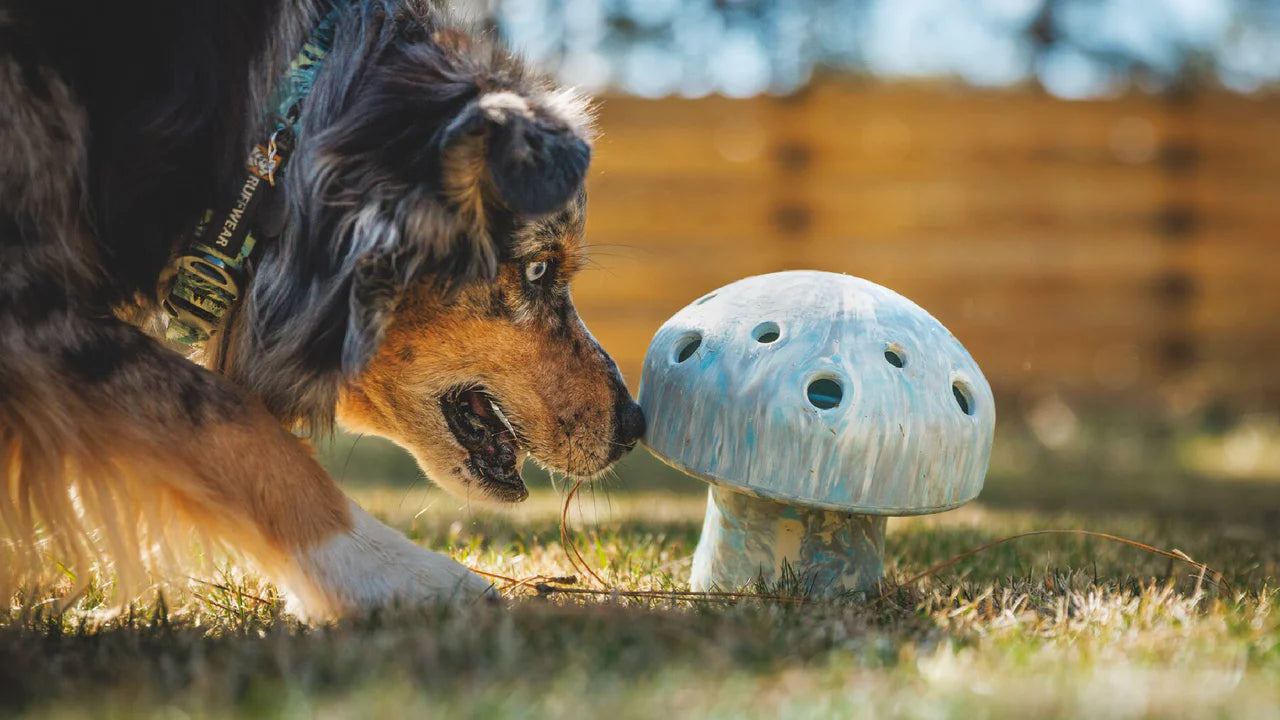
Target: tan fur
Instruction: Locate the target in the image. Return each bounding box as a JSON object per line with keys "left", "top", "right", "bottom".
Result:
{"left": 1, "top": 387, "right": 352, "bottom": 605}
{"left": 338, "top": 211, "right": 622, "bottom": 500}
{"left": 440, "top": 130, "right": 491, "bottom": 249}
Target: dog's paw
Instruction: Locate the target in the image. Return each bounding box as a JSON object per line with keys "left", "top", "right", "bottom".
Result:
{"left": 283, "top": 500, "right": 497, "bottom": 619}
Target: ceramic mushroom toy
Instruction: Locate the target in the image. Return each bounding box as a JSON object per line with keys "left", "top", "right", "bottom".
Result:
{"left": 638, "top": 271, "right": 995, "bottom": 596}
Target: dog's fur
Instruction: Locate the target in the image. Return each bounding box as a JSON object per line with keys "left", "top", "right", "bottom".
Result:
{"left": 0, "top": 0, "right": 643, "bottom": 617}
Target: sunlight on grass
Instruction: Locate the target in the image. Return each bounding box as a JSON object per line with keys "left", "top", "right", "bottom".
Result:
{"left": 5, "top": 420, "right": 1280, "bottom": 718}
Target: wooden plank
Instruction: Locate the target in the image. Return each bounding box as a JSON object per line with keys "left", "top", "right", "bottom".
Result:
{"left": 591, "top": 128, "right": 773, "bottom": 179}
{"left": 800, "top": 150, "right": 1165, "bottom": 181}
{"left": 582, "top": 184, "right": 1277, "bottom": 243}
{"left": 1185, "top": 182, "right": 1280, "bottom": 220}
{"left": 591, "top": 89, "right": 1280, "bottom": 175}
{"left": 794, "top": 233, "right": 1166, "bottom": 275}
{"left": 572, "top": 244, "right": 792, "bottom": 307}
{"left": 798, "top": 86, "right": 1170, "bottom": 144}
{"left": 573, "top": 244, "right": 1167, "bottom": 300}
{"left": 1180, "top": 241, "right": 1280, "bottom": 274}
{"left": 803, "top": 184, "right": 1165, "bottom": 237}
{"left": 583, "top": 177, "right": 776, "bottom": 240}
{"left": 582, "top": 232, "right": 1167, "bottom": 274}
{"left": 1187, "top": 99, "right": 1280, "bottom": 166}
{"left": 1188, "top": 294, "right": 1280, "bottom": 330}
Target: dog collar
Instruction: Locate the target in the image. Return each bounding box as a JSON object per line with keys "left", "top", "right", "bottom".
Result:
{"left": 163, "top": 7, "right": 341, "bottom": 347}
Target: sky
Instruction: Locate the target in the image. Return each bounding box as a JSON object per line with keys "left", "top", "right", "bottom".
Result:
{"left": 493, "top": 0, "right": 1280, "bottom": 98}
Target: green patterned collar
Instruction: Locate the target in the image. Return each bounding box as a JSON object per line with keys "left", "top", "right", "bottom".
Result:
{"left": 163, "top": 7, "right": 341, "bottom": 348}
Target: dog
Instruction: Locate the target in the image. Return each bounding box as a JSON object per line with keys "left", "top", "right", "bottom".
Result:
{"left": 0, "top": 0, "right": 644, "bottom": 617}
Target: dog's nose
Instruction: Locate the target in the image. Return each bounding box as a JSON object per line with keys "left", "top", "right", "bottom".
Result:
{"left": 612, "top": 398, "right": 645, "bottom": 452}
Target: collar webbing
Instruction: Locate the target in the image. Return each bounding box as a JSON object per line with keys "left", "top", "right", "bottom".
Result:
{"left": 163, "top": 7, "right": 341, "bottom": 348}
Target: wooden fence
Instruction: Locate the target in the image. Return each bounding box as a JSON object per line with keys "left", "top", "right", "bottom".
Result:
{"left": 571, "top": 82, "right": 1280, "bottom": 413}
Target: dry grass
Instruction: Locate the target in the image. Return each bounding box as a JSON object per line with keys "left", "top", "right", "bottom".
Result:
{"left": 3, "top": 420, "right": 1280, "bottom": 719}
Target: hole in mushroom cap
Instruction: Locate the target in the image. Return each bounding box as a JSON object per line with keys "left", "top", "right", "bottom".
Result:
{"left": 952, "top": 380, "right": 975, "bottom": 416}
{"left": 694, "top": 293, "right": 717, "bottom": 306}
{"left": 673, "top": 333, "right": 702, "bottom": 364}
{"left": 806, "top": 377, "right": 843, "bottom": 410}
{"left": 884, "top": 344, "right": 906, "bottom": 368}
{"left": 752, "top": 321, "right": 780, "bottom": 344}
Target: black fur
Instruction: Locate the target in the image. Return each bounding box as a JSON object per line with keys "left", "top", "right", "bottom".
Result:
{"left": 219, "top": 1, "right": 593, "bottom": 427}
{"left": 442, "top": 97, "right": 592, "bottom": 216}
{"left": 1, "top": 0, "right": 595, "bottom": 432}
{"left": 57, "top": 323, "right": 150, "bottom": 384}
{"left": 6, "top": 0, "right": 294, "bottom": 302}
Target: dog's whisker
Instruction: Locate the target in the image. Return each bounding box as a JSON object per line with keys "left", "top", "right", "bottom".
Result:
{"left": 338, "top": 433, "right": 366, "bottom": 486}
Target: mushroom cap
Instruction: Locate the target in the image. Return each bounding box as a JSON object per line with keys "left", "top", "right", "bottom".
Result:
{"left": 638, "top": 271, "right": 995, "bottom": 515}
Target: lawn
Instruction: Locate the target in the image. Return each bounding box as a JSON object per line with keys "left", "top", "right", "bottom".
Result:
{"left": 3, "top": 417, "right": 1279, "bottom": 718}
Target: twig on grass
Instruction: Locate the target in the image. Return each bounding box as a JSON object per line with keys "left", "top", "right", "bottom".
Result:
{"left": 464, "top": 469, "right": 1232, "bottom": 606}
{"left": 560, "top": 477, "right": 607, "bottom": 587}
{"left": 884, "top": 529, "right": 1232, "bottom": 598}
{"left": 191, "top": 593, "right": 241, "bottom": 615}
{"left": 471, "top": 523, "right": 1234, "bottom": 607}
{"left": 529, "top": 584, "right": 813, "bottom": 604}
{"left": 469, "top": 567, "right": 580, "bottom": 597}
{"left": 185, "top": 576, "right": 273, "bottom": 607}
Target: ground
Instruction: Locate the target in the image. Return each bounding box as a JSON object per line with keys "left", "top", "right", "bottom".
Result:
{"left": 3, "top": 416, "right": 1279, "bottom": 718}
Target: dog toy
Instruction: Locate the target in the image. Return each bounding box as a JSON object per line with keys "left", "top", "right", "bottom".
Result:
{"left": 638, "top": 270, "right": 995, "bottom": 596}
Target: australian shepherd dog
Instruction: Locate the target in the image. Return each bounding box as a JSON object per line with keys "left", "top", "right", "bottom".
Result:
{"left": 0, "top": 0, "right": 644, "bottom": 617}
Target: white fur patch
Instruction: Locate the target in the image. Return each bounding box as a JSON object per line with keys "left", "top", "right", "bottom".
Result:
{"left": 283, "top": 499, "right": 496, "bottom": 618}
{"left": 477, "top": 89, "right": 596, "bottom": 140}
{"left": 541, "top": 86, "right": 597, "bottom": 141}
{"left": 479, "top": 91, "right": 533, "bottom": 122}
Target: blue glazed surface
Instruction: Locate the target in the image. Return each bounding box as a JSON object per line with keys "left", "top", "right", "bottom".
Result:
{"left": 691, "top": 486, "right": 887, "bottom": 595}
{"left": 639, "top": 271, "right": 995, "bottom": 514}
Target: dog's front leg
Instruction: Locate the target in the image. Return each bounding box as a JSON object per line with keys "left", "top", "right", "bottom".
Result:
{"left": 2, "top": 316, "right": 493, "bottom": 617}
{"left": 283, "top": 497, "right": 498, "bottom": 617}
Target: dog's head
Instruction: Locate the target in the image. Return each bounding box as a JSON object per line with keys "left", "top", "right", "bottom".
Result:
{"left": 338, "top": 191, "right": 644, "bottom": 501}
{"left": 225, "top": 3, "right": 643, "bottom": 499}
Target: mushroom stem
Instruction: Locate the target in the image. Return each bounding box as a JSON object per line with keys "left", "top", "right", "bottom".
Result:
{"left": 690, "top": 486, "right": 887, "bottom": 597}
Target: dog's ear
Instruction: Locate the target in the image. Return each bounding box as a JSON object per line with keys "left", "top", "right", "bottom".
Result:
{"left": 439, "top": 90, "right": 592, "bottom": 220}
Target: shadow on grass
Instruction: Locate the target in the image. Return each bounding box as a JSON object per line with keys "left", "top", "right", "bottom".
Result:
{"left": 0, "top": 590, "right": 934, "bottom": 716}
{"left": 431, "top": 511, "right": 1276, "bottom": 595}
{"left": 980, "top": 470, "right": 1280, "bottom": 527}
{"left": 2, "top": 516, "right": 1272, "bottom": 716}
{"left": 4, "top": 523, "right": 1266, "bottom": 717}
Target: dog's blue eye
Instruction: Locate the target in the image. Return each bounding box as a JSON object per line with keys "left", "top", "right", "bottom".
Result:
{"left": 525, "top": 261, "right": 548, "bottom": 283}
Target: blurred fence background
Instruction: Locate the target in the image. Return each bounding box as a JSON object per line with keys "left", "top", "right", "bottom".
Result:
{"left": 573, "top": 84, "right": 1280, "bottom": 416}
{"left": 477, "top": 0, "right": 1280, "bottom": 421}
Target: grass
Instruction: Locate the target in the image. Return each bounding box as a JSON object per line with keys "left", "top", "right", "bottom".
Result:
{"left": 3, "top": 416, "right": 1280, "bottom": 719}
